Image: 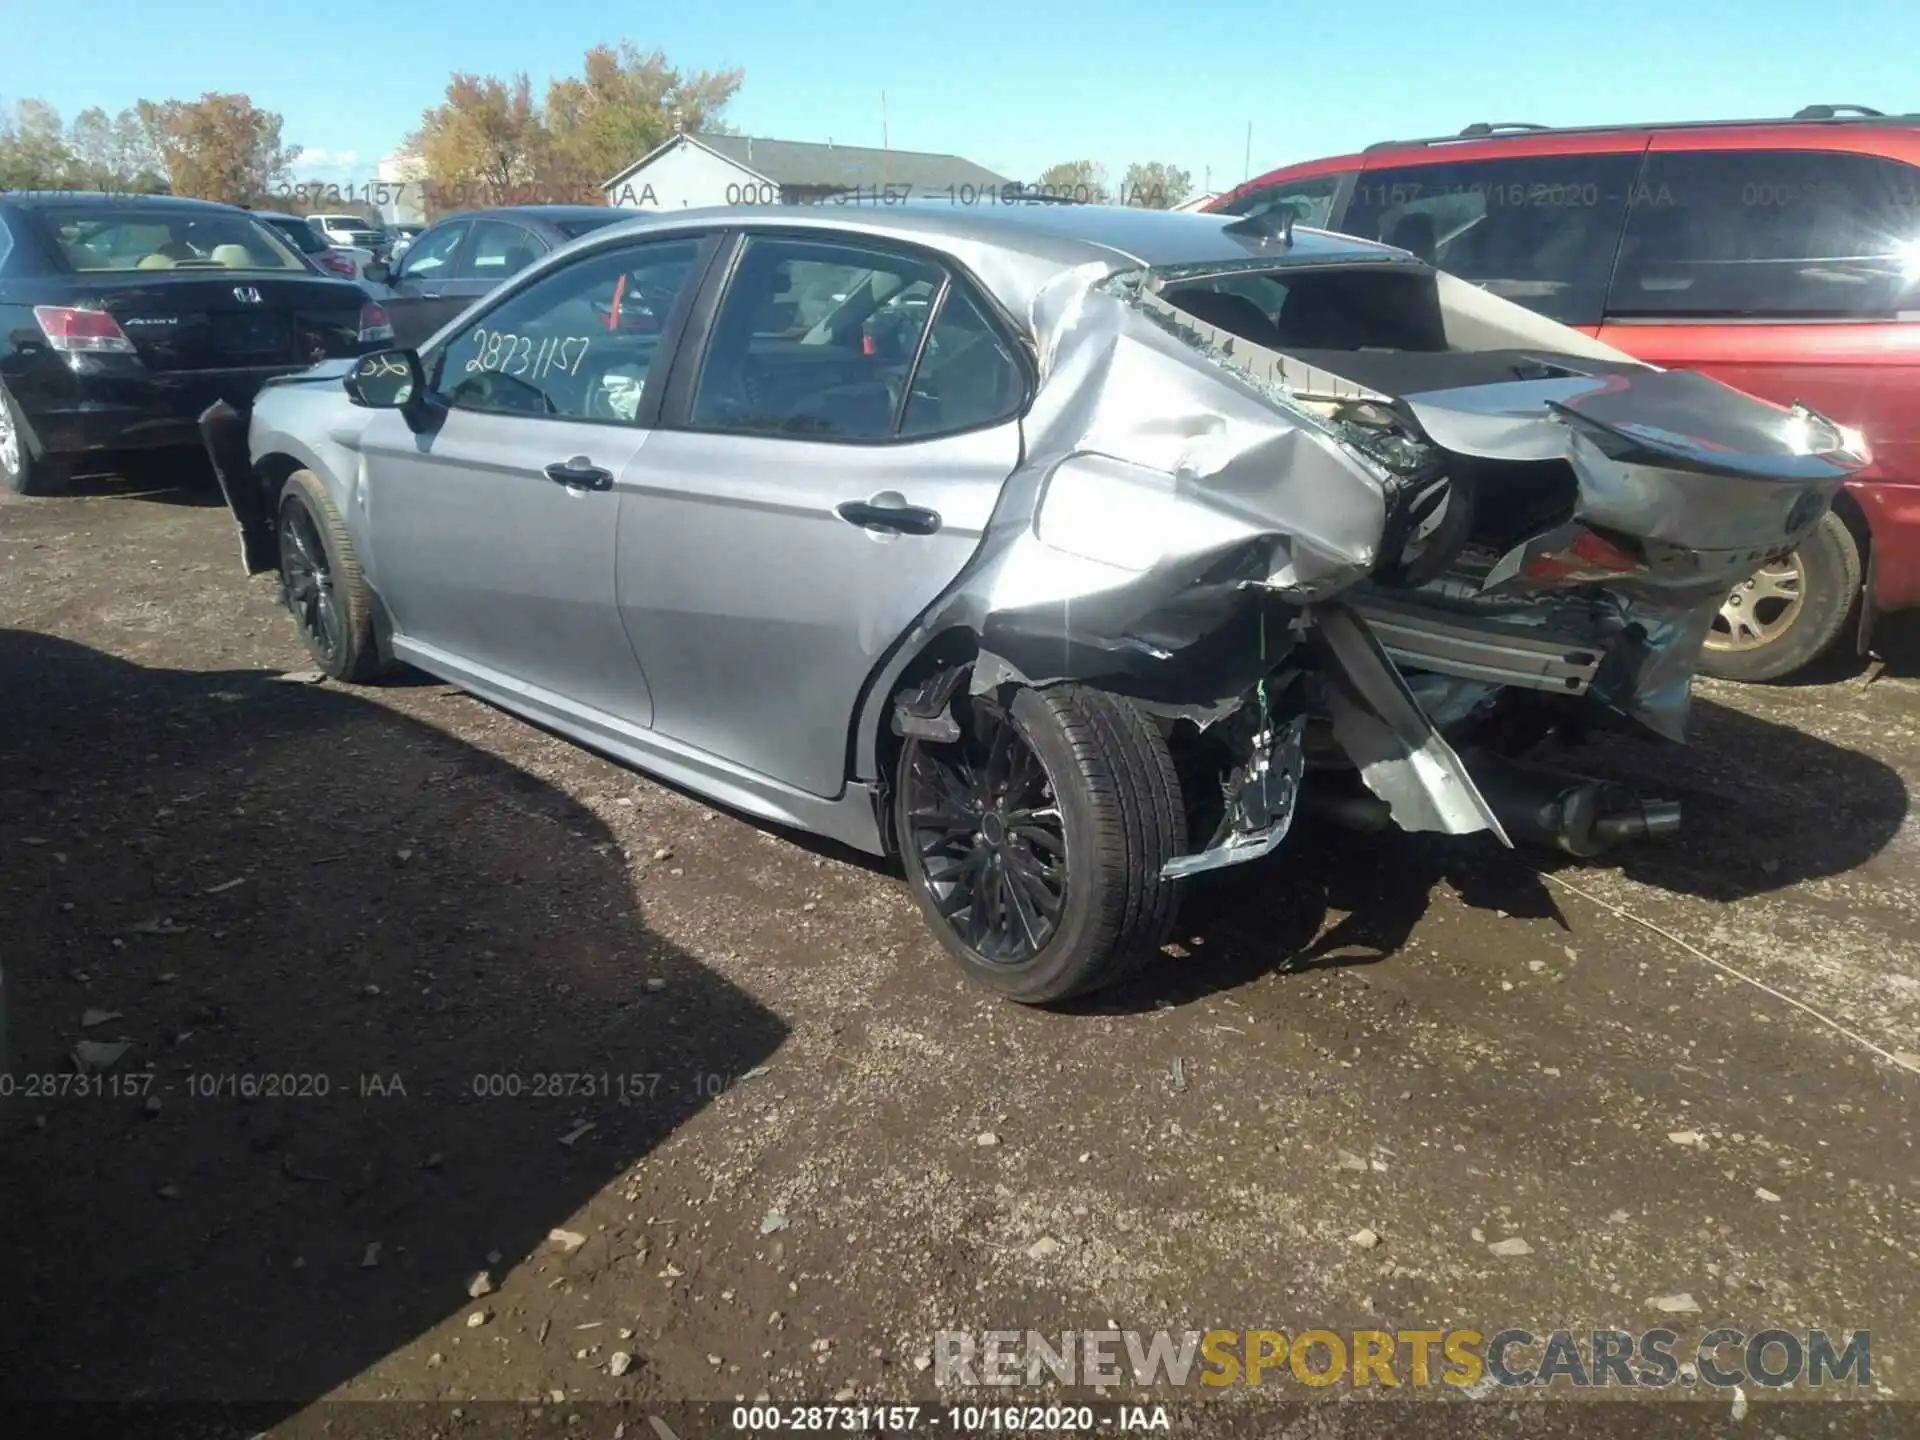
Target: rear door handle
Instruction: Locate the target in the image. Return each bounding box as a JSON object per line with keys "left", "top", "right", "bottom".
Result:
{"left": 835, "top": 497, "right": 941, "bottom": 536}
{"left": 544, "top": 456, "right": 614, "bottom": 491}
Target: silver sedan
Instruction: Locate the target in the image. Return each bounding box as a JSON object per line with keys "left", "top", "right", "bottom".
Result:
{"left": 200, "top": 201, "right": 1865, "bottom": 1003}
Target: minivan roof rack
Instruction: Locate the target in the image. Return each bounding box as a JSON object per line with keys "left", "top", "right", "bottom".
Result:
{"left": 1792, "top": 103, "right": 1885, "bottom": 119}
{"left": 1457, "top": 122, "right": 1551, "bottom": 138}
{"left": 1367, "top": 107, "right": 1914, "bottom": 151}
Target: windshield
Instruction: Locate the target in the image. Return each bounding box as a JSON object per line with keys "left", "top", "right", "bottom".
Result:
{"left": 556, "top": 214, "right": 623, "bottom": 239}
{"left": 39, "top": 207, "right": 308, "bottom": 273}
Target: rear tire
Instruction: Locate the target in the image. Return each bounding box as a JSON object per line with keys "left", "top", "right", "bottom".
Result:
{"left": 277, "top": 469, "right": 389, "bottom": 683}
{"left": 1699, "top": 511, "right": 1860, "bottom": 683}
{"left": 0, "top": 385, "right": 69, "bottom": 497}
{"left": 896, "top": 683, "right": 1186, "bottom": 1004}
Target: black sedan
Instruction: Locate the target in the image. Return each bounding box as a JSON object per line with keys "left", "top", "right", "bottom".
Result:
{"left": 362, "top": 205, "right": 630, "bottom": 349}
{"left": 0, "top": 192, "right": 392, "bottom": 495}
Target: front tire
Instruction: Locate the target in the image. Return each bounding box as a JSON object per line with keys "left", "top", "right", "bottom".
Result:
{"left": 896, "top": 683, "right": 1186, "bottom": 1004}
{"left": 277, "top": 469, "right": 387, "bottom": 683}
{"left": 1699, "top": 511, "right": 1861, "bottom": 683}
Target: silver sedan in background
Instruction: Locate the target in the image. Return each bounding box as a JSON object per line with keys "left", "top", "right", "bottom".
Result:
{"left": 200, "top": 202, "right": 1864, "bottom": 1003}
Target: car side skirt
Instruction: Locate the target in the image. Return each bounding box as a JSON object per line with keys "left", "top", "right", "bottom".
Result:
{"left": 390, "top": 635, "right": 889, "bottom": 855}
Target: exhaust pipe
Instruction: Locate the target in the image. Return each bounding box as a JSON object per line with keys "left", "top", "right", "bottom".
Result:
{"left": 1458, "top": 749, "right": 1680, "bottom": 858}
{"left": 1306, "top": 756, "right": 1681, "bottom": 857}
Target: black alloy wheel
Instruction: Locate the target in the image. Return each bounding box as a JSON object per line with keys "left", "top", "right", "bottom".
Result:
{"left": 901, "top": 698, "right": 1069, "bottom": 967}
{"left": 279, "top": 498, "right": 347, "bottom": 670}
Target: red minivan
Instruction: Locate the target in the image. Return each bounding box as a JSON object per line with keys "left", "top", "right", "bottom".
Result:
{"left": 1209, "top": 106, "right": 1920, "bottom": 681}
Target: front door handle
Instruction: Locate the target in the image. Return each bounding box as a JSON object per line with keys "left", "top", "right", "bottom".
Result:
{"left": 544, "top": 456, "right": 613, "bottom": 491}
{"left": 835, "top": 496, "right": 941, "bottom": 536}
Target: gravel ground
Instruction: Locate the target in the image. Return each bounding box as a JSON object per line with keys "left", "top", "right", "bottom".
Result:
{"left": 1, "top": 468, "right": 1916, "bottom": 1438}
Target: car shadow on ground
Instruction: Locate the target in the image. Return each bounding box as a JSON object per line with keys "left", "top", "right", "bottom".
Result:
{"left": 0, "top": 630, "right": 788, "bottom": 1416}
{"left": 1083, "top": 693, "right": 1910, "bottom": 1013}
{"left": 41, "top": 451, "right": 229, "bottom": 508}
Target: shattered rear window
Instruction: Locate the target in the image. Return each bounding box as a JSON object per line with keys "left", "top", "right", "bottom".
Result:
{"left": 1158, "top": 264, "right": 1448, "bottom": 354}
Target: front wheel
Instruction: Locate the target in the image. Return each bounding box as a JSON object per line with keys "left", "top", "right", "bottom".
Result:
{"left": 896, "top": 683, "right": 1186, "bottom": 1004}
{"left": 1699, "top": 511, "right": 1861, "bottom": 683}
{"left": 277, "top": 469, "right": 388, "bottom": 683}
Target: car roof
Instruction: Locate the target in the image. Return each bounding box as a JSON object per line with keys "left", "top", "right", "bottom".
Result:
{"left": 1364, "top": 107, "right": 1920, "bottom": 152}
{"left": 447, "top": 205, "right": 625, "bottom": 226}
{"left": 565, "top": 201, "right": 1401, "bottom": 325}
{"left": 0, "top": 190, "right": 233, "bottom": 212}
{"left": 1218, "top": 106, "right": 1920, "bottom": 209}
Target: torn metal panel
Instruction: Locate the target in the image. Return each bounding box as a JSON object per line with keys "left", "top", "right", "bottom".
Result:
{"left": 1309, "top": 604, "right": 1509, "bottom": 842}
{"left": 1162, "top": 714, "right": 1309, "bottom": 878}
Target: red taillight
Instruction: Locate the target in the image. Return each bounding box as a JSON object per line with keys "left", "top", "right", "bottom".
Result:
{"left": 32, "top": 305, "right": 135, "bottom": 354}
{"left": 1521, "top": 528, "right": 1642, "bottom": 582}
{"left": 357, "top": 302, "right": 394, "bottom": 346}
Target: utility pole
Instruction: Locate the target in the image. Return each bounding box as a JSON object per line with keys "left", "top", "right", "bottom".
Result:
{"left": 1244, "top": 122, "right": 1252, "bottom": 183}
{"left": 882, "top": 89, "right": 889, "bottom": 186}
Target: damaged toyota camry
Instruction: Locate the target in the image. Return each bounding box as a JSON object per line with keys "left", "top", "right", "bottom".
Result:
{"left": 199, "top": 202, "right": 1867, "bottom": 1003}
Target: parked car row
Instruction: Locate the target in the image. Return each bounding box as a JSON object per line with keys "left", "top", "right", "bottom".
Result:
{"left": 1208, "top": 104, "right": 1920, "bottom": 681}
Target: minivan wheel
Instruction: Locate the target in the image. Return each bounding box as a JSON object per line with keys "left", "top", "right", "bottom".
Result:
{"left": 277, "top": 469, "right": 387, "bottom": 683}
{"left": 896, "top": 683, "right": 1186, "bottom": 1004}
{"left": 1699, "top": 511, "right": 1861, "bottom": 683}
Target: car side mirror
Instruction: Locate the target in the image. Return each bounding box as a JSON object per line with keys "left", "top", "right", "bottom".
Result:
{"left": 363, "top": 259, "right": 392, "bottom": 284}
{"left": 344, "top": 348, "right": 423, "bottom": 409}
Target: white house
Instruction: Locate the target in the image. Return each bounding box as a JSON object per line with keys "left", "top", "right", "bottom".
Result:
{"left": 603, "top": 132, "right": 1013, "bottom": 210}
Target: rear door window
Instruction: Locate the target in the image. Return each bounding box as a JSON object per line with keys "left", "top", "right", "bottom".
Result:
{"left": 688, "top": 235, "right": 950, "bottom": 441}
{"left": 1608, "top": 149, "right": 1920, "bottom": 319}
{"left": 1342, "top": 153, "right": 1642, "bottom": 325}
{"left": 1215, "top": 174, "right": 1349, "bottom": 229}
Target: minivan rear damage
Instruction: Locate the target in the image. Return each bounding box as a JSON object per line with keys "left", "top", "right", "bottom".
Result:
{"left": 892, "top": 250, "right": 1868, "bottom": 878}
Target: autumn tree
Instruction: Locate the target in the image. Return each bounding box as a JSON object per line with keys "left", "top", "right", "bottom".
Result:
{"left": 137, "top": 93, "right": 299, "bottom": 203}
{"left": 401, "top": 72, "right": 547, "bottom": 212}
{"left": 1120, "top": 160, "right": 1193, "bottom": 209}
{"left": 1035, "top": 160, "right": 1108, "bottom": 203}
{"left": 545, "top": 43, "right": 743, "bottom": 201}
{"left": 67, "top": 106, "right": 168, "bottom": 192}
{"left": 0, "top": 98, "right": 76, "bottom": 188}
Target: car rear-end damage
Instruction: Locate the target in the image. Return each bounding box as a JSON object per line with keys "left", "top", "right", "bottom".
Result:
{"left": 883, "top": 224, "right": 1867, "bottom": 878}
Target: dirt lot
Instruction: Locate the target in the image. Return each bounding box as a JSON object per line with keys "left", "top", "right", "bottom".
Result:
{"left": 2, "top": 465, "right": 1917, "bottom": 1437}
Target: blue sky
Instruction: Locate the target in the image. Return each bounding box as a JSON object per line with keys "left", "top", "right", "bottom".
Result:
{"left": 3, "top": 0, "right": 1915, "bottom": 196}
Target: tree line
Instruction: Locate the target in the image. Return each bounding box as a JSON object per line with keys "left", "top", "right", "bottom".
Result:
{"left": 0, "top": 94, "right": 299, "bottom": 203}
{"left": 3, "top": 49, "right": 1199, "bottom": 216}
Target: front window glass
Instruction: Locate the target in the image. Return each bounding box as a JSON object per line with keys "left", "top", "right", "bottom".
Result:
{"left": 1341, "top": 153, "right": 1641, "bottom": 325}
{"left": 1216, "top": 174, "right": 1345, "bottom": 228}
{"left": 397, "top": 222, "right": 467, "bottom": 280}
{"left": 462, "top": 220, "right": 548, "bottom": 281}
{"left": 433, "top": 237, "right": 704, "bottom": 423}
